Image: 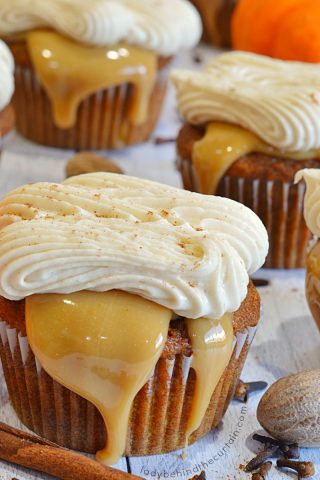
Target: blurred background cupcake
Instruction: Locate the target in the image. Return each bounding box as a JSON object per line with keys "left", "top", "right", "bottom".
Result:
{"left": 296, "top": 169, "right": 320, "bottom": 330}
{"left": 171, "top": 51, "right": 320, "bottom": 269}
{"left": 0, "top": 39, "right": 14, "bottom": 142}
{"left": 0, "top": 0, "right": 201, "bottom": 150}
{"left": 190, "top": 0, "right": 238, "bottom": 47}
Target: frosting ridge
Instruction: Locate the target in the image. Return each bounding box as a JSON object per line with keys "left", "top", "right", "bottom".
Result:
{"left": 171, "top": 51, "right": 320, "bottom": 152}
{"left": 295, "top": 169, "right": 320, "bottom": 237}
{"left": 0, "top": 0, "right": 202, "bottom": 56}
{"left": 0, "top": 39, "right": 14, "bottom": 111}
{"left": 0, "top": 173, "right": 268, "bottom": 319}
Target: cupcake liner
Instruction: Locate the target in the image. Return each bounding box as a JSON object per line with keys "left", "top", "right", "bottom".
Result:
{"left": 13, "top": 60, "right": 169, "bottom": 150}
{"left": 0, "top": 318, "right": 257, "bottom": 456}
{"left": 178, "top": 156, "right": 311, "bottom": 269}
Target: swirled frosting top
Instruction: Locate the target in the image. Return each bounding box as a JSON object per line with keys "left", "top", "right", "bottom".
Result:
{"left": 0, "top": 173, "right": 268, "bottom": 319}
{"left": 171, "top": 51, "right": 320, "bottom": 152}
{"left": 0, "top": 0, "right": 202, "bottom": 56}
{"left": 0, "top": 39, "right": 14, "bottom": 111}
{"left": 295, "top": 169, "right": 320, "bottom": 237}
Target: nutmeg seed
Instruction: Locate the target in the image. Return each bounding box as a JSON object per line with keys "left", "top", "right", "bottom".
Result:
{"left": 66, "top": 152, "right": 123, "bottom": 178}
{"left": 257, "top": 369, "right": 320, "bottom": 447}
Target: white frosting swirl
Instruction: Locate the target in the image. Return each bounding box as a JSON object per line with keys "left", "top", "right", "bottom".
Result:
{"left": 0, "top": 0, "right": 201, "bottom": 56}
{"left": 0, "top": 173, "right": 268, "bottom": 319}
{"left": 171, "top": 51, "right": 320, "bottom": 152}
{"left": 0, "top": 39, "right": 14, "bottom": 111}
{"left": 295, "top": 169, "right": 320, "bottom": 237}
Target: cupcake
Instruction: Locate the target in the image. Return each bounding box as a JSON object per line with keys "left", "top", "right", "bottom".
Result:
{"left": 295, "top": 169, "right": 320, "bottom": 330}
{"left": 190, "top": 0, "right": 238, "bottom": 47}
{"left": 171, "top": 51, "right": 320, "bottom": 269}
{"left": 0, "top": 0, "right": 201, "bottom": 150}
{"left": 0, "top": 39, "right": 14, "bottom": 140}
{"left": 0, "top": 172, "right": 268, "bottom": 464}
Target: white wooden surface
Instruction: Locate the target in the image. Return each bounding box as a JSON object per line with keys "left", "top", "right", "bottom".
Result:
{"left": 0, "top": 44, "right": 320, "bottom": 479}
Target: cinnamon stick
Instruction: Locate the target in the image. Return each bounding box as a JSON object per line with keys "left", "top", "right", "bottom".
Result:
{"left": 0, "top": 422, "right": 142, "bottom": 480}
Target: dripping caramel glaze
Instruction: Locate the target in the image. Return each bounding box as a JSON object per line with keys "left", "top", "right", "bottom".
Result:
{"left": 192, "top": 122, "right": 320, "bottom": 194}
{"left": 26, "top": 290, "right": 234, "bottom": 465}
{"left": 26, "top": 30, "right": 157, "bottom": 129}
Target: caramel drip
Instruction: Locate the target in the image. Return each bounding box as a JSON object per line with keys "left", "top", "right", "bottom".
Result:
{"left": 26, "top": 30, "right": 157, "bottom": 129}
{"left": 307, "top": 241, "right": 320, "bottom": 277}
{"left": 192, "top": 122, "right": 320, "bottom": 195}
{"left": 25, "top": 290, "right": 235, "bottom": 464}
{"left": 26, "top": 290, "right": 171, "bottom": 465}
{"left": 186, "top": 314, "right": 234, "bottom": 441}
{"left": 306, "top": 241, "right": 320, "bottom": 329}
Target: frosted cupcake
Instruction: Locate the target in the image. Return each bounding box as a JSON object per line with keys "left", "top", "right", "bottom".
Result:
{"left": 0, "top": 39, "right": 14, "bottom": 140}
{"left": 171, "top": 51, "right": 320, "bottom": 268}
{"left": 296, "top": 169, "right": 320, "bottom": 329}
{"left": 0, "top": 173, "right": 268, "bottom": 464}
{"left": 0, "top": 0, "right": 201, "bottom": 149}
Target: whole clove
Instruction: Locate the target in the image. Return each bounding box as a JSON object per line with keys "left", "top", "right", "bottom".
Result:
{"left": 252, "top": 278, "right": 269, "bottom": 287}
{"left": 245, "top": 447, "right": 279, "bottom": 472}
{"left": 252, "top": 434, "right": 300, "bottom": 459}
{"left": 280, "top": 443, "right": 300, "bottom": 459}
{"left": 252, "top": 461, "right": 272, "bottom": 480}
{"left": 260, "top": 436, "right": 299, "bottom": 459}
{"left": 234, "top": 380, "right": 250, "bottom": 402}
{"left": 252, "top": 434, "right": 282, "bottom": 447}
{"left": 234, "top": 381, "right": 268, "bottom": 403}
{"left": 276, "top": 459, "right": 315, "bottom": 478}
{"left": 189, "top": 472, "right": 206, "bottom": 480}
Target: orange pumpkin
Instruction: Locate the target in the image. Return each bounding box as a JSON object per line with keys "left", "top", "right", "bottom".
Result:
{"left": 231, "top": 0, "right": 320, "bottom": 63}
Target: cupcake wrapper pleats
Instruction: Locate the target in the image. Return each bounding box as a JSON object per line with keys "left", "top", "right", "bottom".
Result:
{"left": 178, "top": 156, "right": 311, "bottom": 269}
{"left": 13, "top": 62, "right": 169, "bottom": 150}
{"left": 0, "top": 319, "right": 256, "bottom": 456}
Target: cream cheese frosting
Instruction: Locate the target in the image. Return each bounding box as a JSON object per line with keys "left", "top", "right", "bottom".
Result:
{"left": 295, "top": 169, "right": 320, "bottom": 237}
{"left": 0, "top": 39, "right": 14, "bottom": 111}
{"left": 171, "top": 51, "right": 320, "bottom": 152}
{"left": 0, "top": 0, "right": 202, "bottom": 56}
{"left": 0, "top": 173, "right": 268, "bottom": 319}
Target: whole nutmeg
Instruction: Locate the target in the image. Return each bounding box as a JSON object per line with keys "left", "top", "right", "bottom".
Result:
{"left": 257, "top": 369, "right": 320, "bottom": 447}
{"left": 66, "top": 152, "right": 123, "bottom": 178}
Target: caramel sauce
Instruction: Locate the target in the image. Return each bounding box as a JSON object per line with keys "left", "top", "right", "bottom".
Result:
{"left": 26, "top": 290, "right": 171, "bottom": 465}
{"left": 306, "top": 241, "right": 320, "bottom": 329}
{"left": 192, "top": 122, "right": 320, "bottom": 194}
{"left": 26, "top": 30, "right": 157, "bottom": 129}
{"left": 26, "top": 290, "right": 234, "bottom": 464}
{"left": 185, "top": 313, "right": 233, "bottom": 441}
